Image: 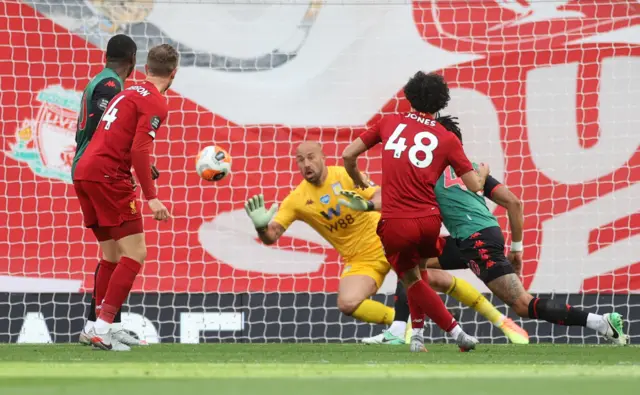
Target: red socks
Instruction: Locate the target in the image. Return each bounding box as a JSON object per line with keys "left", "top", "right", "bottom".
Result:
{"left": 406, "top": 278, "right": 458, "bottom": 332}
{"left": 94, "top": 259, "right": 117, "bottom": 316}
{"left": 98, "top": 257, "right": 142, "bottom": 324}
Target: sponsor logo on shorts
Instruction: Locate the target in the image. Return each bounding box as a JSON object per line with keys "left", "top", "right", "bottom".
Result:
{"left": 320, "top": 194, "right": 330, "bottom": 204}
{"left": 130, "top": 201, "right": 137, "bottom": 214}
{"left": 305, "top": 199, "right": 314, "bottom": 205}
{"left": 5, "top": 85, "right": 81, "bottom": 184}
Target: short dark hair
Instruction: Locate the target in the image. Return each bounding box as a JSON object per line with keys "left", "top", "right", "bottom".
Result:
{"left": 436, "top": 114, "right": 462, "bottom": 143}
{"left": 147, "top": 44, "right": 179, "bottom": 77}
{"left": 404, "top": 71, "right": 450, "bottom": 114}
{"left": 106, "top": 34, "right": 137, "bottom": 64}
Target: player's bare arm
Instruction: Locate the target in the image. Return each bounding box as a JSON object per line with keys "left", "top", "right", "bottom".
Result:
{"left": 341, "top": 138, "right": 370, "bottom": 189}
{"left": 459, "top": 163, "right": 489, "bottom": 193}
{"left": 488, "top": 183, "right": 524, "bottom": 275}
{"left": 258, "top": 222, "right": 286, "bottom": 245}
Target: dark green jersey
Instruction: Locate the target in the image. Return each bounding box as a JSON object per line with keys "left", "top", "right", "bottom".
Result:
{"left": 435, "top": 164, "right": 502, "bottom": 239}
{"left": 71, "top": 68, "right": 123, "bottom": 179}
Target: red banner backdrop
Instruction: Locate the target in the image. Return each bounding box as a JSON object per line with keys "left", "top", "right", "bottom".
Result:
{"left": 0, "top": 0, "right": 638, "bottom": 293}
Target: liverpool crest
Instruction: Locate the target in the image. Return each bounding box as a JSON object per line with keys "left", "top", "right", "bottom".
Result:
{"left": 6, "top": 85, "right": 81, "bottom": 184}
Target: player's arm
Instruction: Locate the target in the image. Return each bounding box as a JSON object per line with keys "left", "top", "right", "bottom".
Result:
{"left": 342, "top": 122, "right": 382, "bottom": 189}
{"left": 485, "top": 176, "right": 524, "bottom": 274}
{"left": 245, "top": 194, "right": 294, "bottom": 245}
{"left": 86, "top": 77, "right": 122, "bottom": 140}
{"left": 484, "top": 177, "right": 523, "bottom": 246}
{"left": 447, "top": 137, "right": 488, "bottom": 193}
{"left": 132, "top": 102, "right": 170, "bottom": 220}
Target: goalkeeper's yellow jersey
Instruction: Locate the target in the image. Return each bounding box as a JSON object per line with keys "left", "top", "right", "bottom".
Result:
{"left": 273, "top": 166, "right": 385, "bottom": 263}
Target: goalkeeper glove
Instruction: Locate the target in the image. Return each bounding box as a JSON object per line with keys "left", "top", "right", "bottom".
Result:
{"left": 338, "top": 190, "right": 375, "bottom": 212}
{"left": 244, "top": 194, "right": 278, "bottom": 229}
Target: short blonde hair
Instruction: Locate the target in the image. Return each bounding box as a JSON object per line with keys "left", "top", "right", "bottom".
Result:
{"left": 147, "top": 44, "right": 179, "bottom": 77}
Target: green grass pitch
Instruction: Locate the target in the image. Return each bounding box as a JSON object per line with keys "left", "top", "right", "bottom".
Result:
{"left": 0, "top": 344, "right": 638, "bottom": 395}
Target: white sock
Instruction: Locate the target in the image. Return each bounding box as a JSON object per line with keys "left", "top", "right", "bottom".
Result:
{"left": 411, "top": 328, "right": 423, "bottom": 339}
{"left": 388, "top": 321, "right": 407, "bottom": 337}
{"left": 111, "top": 322, "right": 122, "bottom": 332}
{"left": 94, "top": 318, "right": 111, "bottom": 334}
{"left": 83, "top": 320, "right": 95, "bottom": 333}
{"left": 448, "top": 323, "right": 463, "bottom": 339}
{"left": 586, "top": 313, "right": 608, "bottom": 335}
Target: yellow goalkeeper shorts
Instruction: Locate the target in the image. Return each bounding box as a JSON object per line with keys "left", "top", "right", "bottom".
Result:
{"left": 340, "top": 259, "right": 391, "bottom": 289}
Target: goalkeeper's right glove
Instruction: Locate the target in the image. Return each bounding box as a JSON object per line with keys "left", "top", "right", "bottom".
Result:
{"left": 244, "top": 194, "right": 278, "bottom": 229}
{"left": 338, "top": 190, "right": 375, "bottom": 212}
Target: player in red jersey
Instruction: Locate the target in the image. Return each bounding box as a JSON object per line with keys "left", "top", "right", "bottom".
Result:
{"left": 73, "top": 44, "right": 178, "bottom": 351}
{"left": 342, "top": 72, "right": 489, "bottom": 352}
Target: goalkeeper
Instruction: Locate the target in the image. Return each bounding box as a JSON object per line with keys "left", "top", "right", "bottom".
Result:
{"left": 341, "top": 116, "right": 627, "bottom": 345}
{"left": 245, "top": 142, "right": 526, "bottom": 342}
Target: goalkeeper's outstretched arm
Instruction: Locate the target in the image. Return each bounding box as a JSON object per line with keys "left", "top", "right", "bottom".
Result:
{"left": 245, "top": 194, "right": 285, "bottom": 245}
{"left": 257, "top": 222, "right": 286, "bottom": 245}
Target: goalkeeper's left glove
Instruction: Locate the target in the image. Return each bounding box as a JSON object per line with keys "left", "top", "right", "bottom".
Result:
{"left": 244, "top": 194, "right": 278, "bottom": 229}
{"left": 338, "top": 190, "right": 375, "bottom": 212}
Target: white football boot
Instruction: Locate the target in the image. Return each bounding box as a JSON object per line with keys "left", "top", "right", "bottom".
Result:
{"left": 79, "top": 330, "right": 92, "bottom": 346}
{"left": 409, "top": 330, "right": 428, "bottom": 352}
{"left": 455, "top": 331, "right": 479, "bottom": 352}
{"left": 87, "top": 328, "right": 131, "bottom": 351}
{"left": 112, "top": 328, "right": 148, "bottom": 346}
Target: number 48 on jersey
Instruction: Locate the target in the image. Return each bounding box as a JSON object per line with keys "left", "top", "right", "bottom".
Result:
{"left": 384, "top": 123, "right": 439, "bottom": 169}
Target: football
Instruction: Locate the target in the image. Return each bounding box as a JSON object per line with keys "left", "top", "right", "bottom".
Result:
{"left": 196, "top": 145, "right": 232, "bottom": 182}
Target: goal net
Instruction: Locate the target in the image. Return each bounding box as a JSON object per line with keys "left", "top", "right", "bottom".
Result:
{"left": 0, "top": 0, "right": 638, "bottom": 344}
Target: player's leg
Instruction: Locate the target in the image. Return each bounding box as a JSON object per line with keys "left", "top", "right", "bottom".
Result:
{"left": 426, "top": 237, "right": 529, "bottom": 344}
{"left": 91, "top": 221, "right": 146, "bottom": 350}
{"left": 380, "top": 217, "right": 476, "bottom": 352}
{"left": 80, "top": 231, "right": 120, "bottom": 345}
{"left": 465, "top": 227, "right": 626, "bottom": 344}
{"left": 337, "top": 261, "right": 394, "bottom": 325}
{"left": 487, "top": 275, "right": 626, "bottom": 344}
{"left": 361, "top": 280, "right": 410, "bottom": 344}
{"left": 82, "top": 180, "right": 145, "bottom": 351}
{"left": 73, "top": 180, "right": 127, "bottom": 347}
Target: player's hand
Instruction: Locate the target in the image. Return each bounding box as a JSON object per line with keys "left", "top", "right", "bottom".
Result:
{"left": 477, "top": 162, "right": 491, "bottom": 178}
{"left": 151, "top": 164, "right": 160, "bottom": 180}
{"left": 508, "top": 251, "right": 523, "bottom": 278}
{"left": 244, "top": 194, "right": 278, "bottom": 229}
{"left": 148, "top": 198, "right": 170, "bottom": 221}
{"left": 130, "top": 175, "right": 137, "bottom": 191}
{"left": 338, "top": 190, "right": 370, "bottom": 211}
{"left": 352, "top": 172, "right": 371, "bottom": 190}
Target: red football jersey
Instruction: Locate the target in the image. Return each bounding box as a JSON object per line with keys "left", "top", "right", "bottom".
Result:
{"left": 359, "top": 112, "right": 474, "bottom": 219}
{"left": 73, "top": 81, "right": 168, "bottom": 183}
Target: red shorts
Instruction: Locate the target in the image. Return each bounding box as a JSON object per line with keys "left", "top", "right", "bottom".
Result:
{"left": 74, "top": 179, "right": 141, "bottom": 229}
{"left": 376, "top": 215, "right": 444, "bottom": 275}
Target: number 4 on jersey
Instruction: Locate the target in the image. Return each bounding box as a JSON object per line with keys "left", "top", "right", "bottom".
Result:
{"left": 384, "top": 123, "right": 439, "bottom": 168}
{"left": 101, "top": 95, "right": 125, "bottom": 130}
